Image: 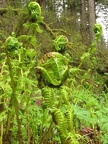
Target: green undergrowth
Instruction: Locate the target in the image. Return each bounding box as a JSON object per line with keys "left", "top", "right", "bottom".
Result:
{"left": 0, "top": 2, "right": 108, "bottom": 144}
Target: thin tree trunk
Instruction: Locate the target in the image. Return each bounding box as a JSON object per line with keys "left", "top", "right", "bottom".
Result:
{"left": 88, "top": 0, "right": 96, "bottom": 42}
{"left": 37, "top": 0, "right": 46, "bottom": 7}
{"left": 80, "top": 0, "right": 88, "bottom": 44}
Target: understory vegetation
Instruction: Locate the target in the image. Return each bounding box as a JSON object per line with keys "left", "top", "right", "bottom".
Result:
{"left": 0, "top": 2, "right": 108, "bottom": 144}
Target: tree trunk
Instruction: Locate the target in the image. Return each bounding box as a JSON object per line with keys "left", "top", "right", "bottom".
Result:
{"left": 88, "top": 0, "right": 96, "bottom": 42}
{"left": 37, "top": 0, "right": 46, "bottom": 7}
{"left": 80, "top": 0, "right": 88, "bottom": 44}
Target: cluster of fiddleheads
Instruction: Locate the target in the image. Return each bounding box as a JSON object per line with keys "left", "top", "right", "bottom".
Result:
{"left": 52, "top": 107, "right": 79, "bottom": 144}
{"left": 22, "top": 2, "right": 104, "bottom": 143}
{"left": 36, "top": 27, "right": 80, "bottom": 143}
{"left": 42, "top": 84, "right": 79, "bottom": 143}
{"left": 2, "top": 0, "right": 104, "bottom": 143}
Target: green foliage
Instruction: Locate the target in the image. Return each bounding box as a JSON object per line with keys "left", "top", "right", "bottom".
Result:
{"left": 42, "top": 87, "right": 56, "bottom": 109}
{"left": 89, "top": 23, "right": 103, "bottom": 54}
{"left": 42, "top": 86, "right": 80, "bottom": 144}
{"left": 70, "top": 88, "right": 108, "bottom": 143}
{"left": 27, "top": 2, "right": 42, "bottom": 21}
{"left": 23, "top": 22, "right": 43, "bottom": 33}
{"left": 37, "top": 52, "right": 69, "bottom": 86}
{"left": 0, "top": 1, "right": 108, "bottom": 144}
{"left": 94, "top": 24, "right": 102, "bottom": 38}
{"left": 5, "top": 35, "right": 22, "bottom": 52}
{"left": 53, "top": 35, "right": 68, "bottom": 52}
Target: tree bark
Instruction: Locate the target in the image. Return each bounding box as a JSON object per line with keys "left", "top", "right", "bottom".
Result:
{"left": 88, "top": 0, "right": 96, "bottom": 42}
{"left": 80, "top": 0, "right": 88, "bottom": 44}
{"left": 37, "top": 0, "right": 46, "bottom": 7}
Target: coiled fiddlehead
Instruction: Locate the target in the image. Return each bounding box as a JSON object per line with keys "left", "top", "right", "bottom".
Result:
{"left": 28, "top": 2, "right": 42, "bottom": 21}
{"left": 94, "top": 23, "right": 102, "bottom": 40}
{"left": 5, "top": 36, "right": 22, "bottom": 52}
{"left": 89, "top": 23, "right": 102, "bottom": 54}
{"left": 37, "top": 52, "right": 69, "bottom": 86}
{"left": 53, "top": 35, "right": 68, "bottom": 52}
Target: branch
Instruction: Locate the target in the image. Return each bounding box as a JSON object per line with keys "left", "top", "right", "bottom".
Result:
{"left": 0, "top": 8, "right": 24, "bottom": 15}
{"left": 53, "top": 29, "right": 71, "bottom": 36}
{"left": 40, "top": 21, "right": 56, "bottom": 38}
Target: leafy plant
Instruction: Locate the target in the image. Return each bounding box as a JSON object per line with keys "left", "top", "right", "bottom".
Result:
{"left": 0, "top": 1, "right": 108, "bottom": 143}
{"left": 37, "top": 52, "right": 69, "bottom": 86}
{"left": 27, "top": 1, "right": 43, "bottom": 21}
{"left": 53, "top": 35, "right": 68, "bottom": 52}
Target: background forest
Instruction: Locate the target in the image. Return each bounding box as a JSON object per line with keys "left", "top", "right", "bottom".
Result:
{"left": 0, "top": 0, "right": 108, "bottom": 144}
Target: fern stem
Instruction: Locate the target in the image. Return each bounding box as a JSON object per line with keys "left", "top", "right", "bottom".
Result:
{"left": 40, "top": 120, "right": 53, "bottom": 144}
{"left": 5, "top": 49, "right": 23, "bottom": 144}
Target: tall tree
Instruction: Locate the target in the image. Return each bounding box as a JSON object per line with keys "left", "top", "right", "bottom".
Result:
{"left": 37, "top": 0, "right": 46, "bottom": 7}
{"left": 88, "top": 0, "right": 96, "bottom": 42}
{"left": 80, "top": 0, "right": 88, "bottom": 43}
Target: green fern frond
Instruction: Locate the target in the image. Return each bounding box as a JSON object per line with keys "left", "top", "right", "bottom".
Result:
{"left": 67, "top": 132, "right": 80, "bottom": 144}
{"left": 65, "top": 110, "right": 74, "bottom": 132}
{"left": 53, "top": 109, "right": 64, "bottom": 124}
{"left": 53, "top": 109, "right": 68, "bottom": 138}
{"left": 59, "top": 86, "right": 69, "bottom": 105}
{"left": 42, "top": 87, "right": 55, "bottom": 109}
{"left": 37, "top": 66, "right": 61, "bottom": 86}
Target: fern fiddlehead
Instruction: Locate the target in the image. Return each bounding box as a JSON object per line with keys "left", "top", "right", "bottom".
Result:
{"left": 89, "top": 23, "right": 103, "bottom": 54}
{"left": 94, "top": 23, "right": 102, "bottom": 40}
{"left": 28, "top": 2, "right": 42, "bottom": 21}
{"left": 53, "top": 35, "right": 68, "bottom": 52}
{"left": 37, "top": 52, "right": 69, "bottom": 86}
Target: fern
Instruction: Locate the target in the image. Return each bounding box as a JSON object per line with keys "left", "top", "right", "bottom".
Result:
{"left": 37, "top": 66, "right": 61, "bottom": 86}
{"left": 59, "top": 86, "right": 69, "bottom": 105}
{"left": 53, "top": 109, "right": 68, "bottom": 138}
{"left": 42, "top": 87, "right": 57, "bottom": 109}
{"left": 65, "top": 110, "right": 74, "bottom": 132}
